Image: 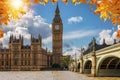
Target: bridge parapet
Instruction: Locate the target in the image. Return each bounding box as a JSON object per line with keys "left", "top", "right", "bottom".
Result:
{"left": 83, "top": 52, "right": 92, "bottom": 59}
{"left": 96, "top": 43, "right": 120, "bottom": 56}
{"left": 69, "top": 38, "right": 120, "bottom": 77}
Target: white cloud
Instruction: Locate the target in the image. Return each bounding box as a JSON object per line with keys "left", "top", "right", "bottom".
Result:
{"left": 49, "top": 24, "right": 52, "bottom": 29}
{"left": 43, "top": 36, "right": 52, "bottom": 44}
{"left": 63, "top": 41, "right": 73, "bottom": 48}
{"left": 63, "top": 30, "right": 99, "bottom": 40}
{"left": 63, "top": 47, "right": 81, "bottom": 59}
{"left": 68, "top": 16, "right": 83, "bottom": 24}
{"left": 0, "top": 11, "right": 51, "bottom": 48}
{"left": 99, "top": 25, "right": 120, "bottom": 45}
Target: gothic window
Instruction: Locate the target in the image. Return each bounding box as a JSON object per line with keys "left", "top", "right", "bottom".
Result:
{"left": 14, "top": 59, "right": 18, "bottom": 65}
{"left": 34, "top": 53, "right": 37, "bottom": 65}
{"left": 6, "top": 54, "right": 8, "bottom": 59}
{"left": 25, "top": 60, "right": 27, "bottom": 65}
{"left": 21, "top": 54, "right": 23, "bottom": 58}
{"left": 28, "top": 54, "right": 30, "bottom": 58}
{"left": 28, "top": 60, "right": 30, "bottom": 65}
{"left": 21, "top": 60, "right": 23, "bottom": 66}
{"left": 2, "top": 54, "right": 4, "bottom": 60}
{"left": 6, "top": 61, "right": 9, "bottom": 65}
{"left": 14, "top": 53, "right": 18, "bottom": 65}
{"left": 34, "top": 46, "right": 38, "bottom": 50}
{"left": 2, "top": 61, "right": 4, "bottom": 65}
{"left": 22, "top": 60, "right": 24, "bottom": 65}
{"left": 25, "top": 54, "right": 26, "bottom": 58}
{"left": 14, "top": 53, "right": 18, "bottom": 59}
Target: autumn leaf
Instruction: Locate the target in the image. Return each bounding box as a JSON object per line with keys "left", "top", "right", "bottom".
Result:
{"left": 117, "top": 30, "right": 120, "bottom": 38}
{"left": 0, "top": 30, "right": 3, "bottom": 38}
{"left": 72, "top": 0, "right": 81, "bottom": 5}
{"left": 38, "top": 0, "right": 48, "bottom": 5}
{"left": 80, "top": 0, "right": 86, "bottom": 4}
{"left": 34, "top": 0, "right": 40, "bottom": 4}
{"left": 62, "top": 0, "right": 69, "bottom": 4}
{"left": 0, "top": 0, "right": 120, "bottom": 39}
{"left": 44, "top": 0, "right": 48, "bottom": 4}
{"left": 51, "top": 0, "right": 58, "bottom": 4}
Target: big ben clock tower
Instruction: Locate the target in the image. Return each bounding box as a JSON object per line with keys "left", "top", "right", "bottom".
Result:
{"left": 52, "top": 4, "right": 63, "bottom": 66}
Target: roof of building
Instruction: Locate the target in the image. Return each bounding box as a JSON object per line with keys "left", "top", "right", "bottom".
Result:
{"left": 21, "top": 45, "right": 31, "bottom": 49}
{"left": 0, "top": 49, "right": 9, "bottom": 52}
{"left": 83, "top": 38, "right": 114, "bottom": 55}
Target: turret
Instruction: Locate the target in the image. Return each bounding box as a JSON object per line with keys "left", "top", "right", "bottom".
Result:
{"left": 103, "top": 38, "right": 106, "bottom": 45}
{"left": 38, "top": 34, "right": 42, "bottom": 46}
{"left": 31, "top": 35, "right": 34, "bottom": 42}
{"left": 19, "top": 35, "right": 23, "bottom": 45}
{"left": 38, "top": 34, "right": 41, "bottom": 41}
{"left": 9, "top": 34, "right": 13, "bottom": 43}
{"left": 114, "top": 39, "right": 116, "bottom": 44}
{"left": 46, "top": 47, "right": 48, "bottom": 53}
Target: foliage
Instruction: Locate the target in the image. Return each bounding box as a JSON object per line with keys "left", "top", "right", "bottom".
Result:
{"left": 0, "top": 30, "right": 3, "bottom": 38}
{"left": 0, "top": 0, "right": 29, "bottom": 25}
{"left": 52, "top": 63, "right": 61, "bottom": 68}
{"left": 63, "top": 0, "right": 120, "bottom": 26}
{"left": 0, "top": 0, "right": 119, "bottom": 26}
{"left": 62, "top": 56, "right": 70, "bottom": 68}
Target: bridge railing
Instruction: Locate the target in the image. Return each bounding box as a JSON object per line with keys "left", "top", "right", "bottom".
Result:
{"left": 96, "top": 43, "right": 120, "bottom": 55}
{"left": 83, "top": 53, "right": 92, "bottom": 59}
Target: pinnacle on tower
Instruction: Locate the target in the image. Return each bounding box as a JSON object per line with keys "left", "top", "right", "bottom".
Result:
{"left": 103, "top": 38, "right": 106, "bottom": 45}
{"left": 53, "top": 3, "right": 62, "bottom": 23}
{"left": 55, "top": 3, "right": 60, "bottom": 15}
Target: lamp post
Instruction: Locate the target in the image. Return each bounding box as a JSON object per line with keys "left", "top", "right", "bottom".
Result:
{"left": 74, "top": 50, "right": 77, "bottom": 72}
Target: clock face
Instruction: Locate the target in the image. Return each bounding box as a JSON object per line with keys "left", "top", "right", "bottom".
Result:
{"left": 55, "top": 25, "right": 59, "bottom": 30}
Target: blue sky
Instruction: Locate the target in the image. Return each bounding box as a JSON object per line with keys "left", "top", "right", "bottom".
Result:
{"left": 31, "top": 1, "right": 118, "bottom": 51}
{"left": 0, "top": 1, "right": 119, "bottom": 54}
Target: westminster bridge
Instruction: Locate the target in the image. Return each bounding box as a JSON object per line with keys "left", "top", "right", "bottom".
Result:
{"left": 69, "top": 38, "right": 120, "bottom": 77}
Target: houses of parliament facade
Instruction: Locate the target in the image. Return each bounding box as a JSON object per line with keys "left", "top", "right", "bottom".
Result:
{"left": 0, "top": 5, "right": 63, "bottom": 71}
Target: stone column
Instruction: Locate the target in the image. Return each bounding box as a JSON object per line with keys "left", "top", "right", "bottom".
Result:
{"left": 80, "top": 48, "right": 84, "bottom": 74}
{"left": 91, "top": 52, "right": 96, "bottom": 77}
{"left": 18, "top": 52, "right": 21, "bottom": 70}
{"left": 91, "top": 37, "right": 96, "bottom": 77}
{"left": 11, "top": 53, "right": 14, "bottom": 70}
{"left": 80, "top": 56, "right": 83, "bottom": 73}
{"left": 74, "top": 62, "right": 77, "bottom": 72}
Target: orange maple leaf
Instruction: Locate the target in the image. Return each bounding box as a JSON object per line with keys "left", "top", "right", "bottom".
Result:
{"left": 51, "top": 0, "right": 58, "bottom": 3}
{"left": 117, "top": 30, "right": 120, "bottom": 38}
{"left": 34, "top": 0, "right": 40, "bottom": 4}
{"left": 0, "top": 30, "right": 3, "bottom": 38}
{"left": 62, "top": 0, "right": 69, "bottom": 4}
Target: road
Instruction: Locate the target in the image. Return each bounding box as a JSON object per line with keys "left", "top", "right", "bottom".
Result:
{"left": 0, "top": 71, "right": 119, "bottom": 80}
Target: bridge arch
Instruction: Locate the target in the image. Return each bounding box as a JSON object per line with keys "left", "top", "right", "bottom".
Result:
{"left": 77, "top": 62, "right": 80, "bottom": 72}
{"left": 83, "top": 60, "right": 92, "bottom": 74}
{"left": 97, "top": 56, "right": 120, "bottom": 76}
{"left": 77, "top": 62, "right": 80, "bottom": 69}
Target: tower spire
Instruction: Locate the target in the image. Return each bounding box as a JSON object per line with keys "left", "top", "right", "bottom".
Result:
{"left": 55, "top": 3, "right": 60, "bottom": 16}
{"left": 53, "top": 3, "right": 62, "bottom": 23}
